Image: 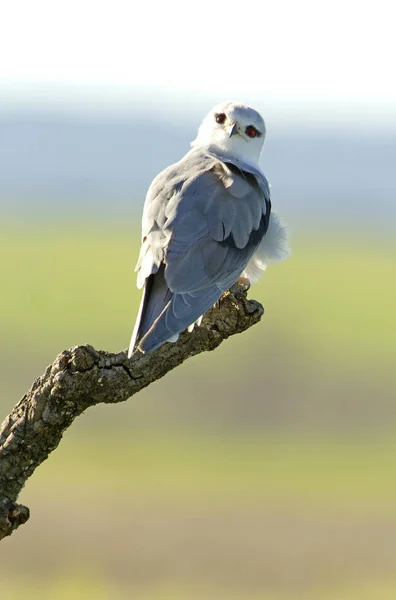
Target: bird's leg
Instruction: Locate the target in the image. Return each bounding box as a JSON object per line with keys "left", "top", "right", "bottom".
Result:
{"left": 217, "top": 276, "right": 251, "bottom": 307}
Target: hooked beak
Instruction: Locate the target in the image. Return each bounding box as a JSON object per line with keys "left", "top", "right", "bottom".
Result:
{"left": 227, "top": 122, "right": 239, "bottom": 138}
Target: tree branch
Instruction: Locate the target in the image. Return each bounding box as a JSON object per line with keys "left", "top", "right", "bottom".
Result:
{"left": 0, "top": 284, "right": 263, "bottom": 541}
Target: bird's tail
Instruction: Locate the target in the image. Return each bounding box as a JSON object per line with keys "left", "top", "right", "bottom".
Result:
{"left": 137, "top": 283, "right": 223, "bottom": 354}
{"left": 128, "top": 265, "right": 173, "bottom": 357}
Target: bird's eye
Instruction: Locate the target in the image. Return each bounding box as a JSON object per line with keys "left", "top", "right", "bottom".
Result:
{"left": 215, "top": 113, "right": 226, "bottom": 124}
{"left": 245, "top": 125, "right": 258, "bottom": 138}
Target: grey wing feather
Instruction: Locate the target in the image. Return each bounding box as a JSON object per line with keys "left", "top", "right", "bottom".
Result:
{"left": 129, "top": 148, "right": 270, "bottom": 355}
{"left": 164, "top": 159, "right": 270, "bottom": 293}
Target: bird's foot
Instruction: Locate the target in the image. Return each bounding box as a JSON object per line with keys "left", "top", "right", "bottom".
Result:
{"left": 236, "top": 276, "right": 251, "bottom": 291}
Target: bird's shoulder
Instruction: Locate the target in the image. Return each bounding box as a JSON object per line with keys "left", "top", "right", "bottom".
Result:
{"left": 146, "top": 148, "right": 216, "bottom": 201}
{"left": 143, "top": 148, "right": 269, "bottom": 229}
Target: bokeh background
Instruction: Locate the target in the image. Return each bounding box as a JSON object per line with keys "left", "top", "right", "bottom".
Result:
{"left": 1, "top": 1, "right": 396, "bottom": 598}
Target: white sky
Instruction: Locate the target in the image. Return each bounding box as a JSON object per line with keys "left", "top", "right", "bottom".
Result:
{"left": 1, "top": 0, "right": 395, "bottom": 110}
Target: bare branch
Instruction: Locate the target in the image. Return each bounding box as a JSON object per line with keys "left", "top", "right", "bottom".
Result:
{"left": 0, "top": 284, "right": 263, "bottom": 541}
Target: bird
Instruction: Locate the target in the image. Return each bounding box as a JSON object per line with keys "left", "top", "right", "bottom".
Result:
{"left": 128, "top": 101, "right": 290, "bottom": 356}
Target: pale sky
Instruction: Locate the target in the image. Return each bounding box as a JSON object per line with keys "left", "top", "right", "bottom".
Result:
{"left": 1, "top": 0, "right": 395, "bottom": 110}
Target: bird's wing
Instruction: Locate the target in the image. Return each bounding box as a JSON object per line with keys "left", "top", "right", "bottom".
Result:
{"left": 134, "top": 150, "right": 214, "bottom": 289}
{"left": 130, "top": 150, "right": 270, "bottom": 354}
{"left": 164, "top": 158, "right": 271, "bottom": 292}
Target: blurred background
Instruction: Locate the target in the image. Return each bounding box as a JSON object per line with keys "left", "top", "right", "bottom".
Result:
{"left": 1, "top": 0, "right": 396, "bottom": 598}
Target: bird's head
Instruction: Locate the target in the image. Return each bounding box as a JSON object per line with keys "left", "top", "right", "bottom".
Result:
{"left": 191, "top": 101, "right": 266, "bottom": 167}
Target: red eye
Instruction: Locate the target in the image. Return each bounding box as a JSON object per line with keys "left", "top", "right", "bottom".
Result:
{"left": 215, "top": 113, "right": 226, "bottom": 124}
{"left": 245, "top": 125, "right": 257, "bottom": 138}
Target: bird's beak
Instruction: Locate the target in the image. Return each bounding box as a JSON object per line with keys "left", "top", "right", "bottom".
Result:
{"left": 227, "top": 123, "right": 239, "bottom": 138}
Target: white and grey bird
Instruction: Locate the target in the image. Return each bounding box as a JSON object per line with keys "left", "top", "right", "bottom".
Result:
{"left": 128, "top": 101, "right": 290, "bottom": 356}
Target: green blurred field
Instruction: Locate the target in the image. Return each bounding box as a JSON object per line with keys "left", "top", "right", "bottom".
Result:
{"left": 1, "top": 221, "right": 396, "bottom": 599}
{"left": 4, "top": 429, "right": 396, "bottom": 599}
{"left": 1, "top": 222, "right": 395, "bottom": 363}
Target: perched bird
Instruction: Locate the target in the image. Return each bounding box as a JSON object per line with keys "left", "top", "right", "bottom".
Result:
{"left": 128, "top": 101, "right": 290, "bottom": 356}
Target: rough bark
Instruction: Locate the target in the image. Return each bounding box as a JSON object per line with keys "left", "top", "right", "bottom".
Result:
{"left": 0, "top": 283, "right": 263, "bottom": 541}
